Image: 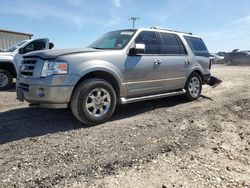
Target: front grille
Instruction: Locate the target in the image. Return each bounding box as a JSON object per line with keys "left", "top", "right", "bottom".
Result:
{"left": 22, "top": 60, "right": 37, "bottom": 64}
{"left": 20, "top": 59, "right": 37, "bottom": 77}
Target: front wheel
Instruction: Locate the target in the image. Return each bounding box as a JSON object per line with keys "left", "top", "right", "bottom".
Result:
{"left": 0, "top": 69, "right": 13, "bottom": 91}
{"left": 185, "top": 73, "right": 202, "bottom": 100}
{"left": 71, "top": 78, "right": 117, "bottom": 126}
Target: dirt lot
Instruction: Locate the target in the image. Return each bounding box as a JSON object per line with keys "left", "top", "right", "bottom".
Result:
{"left": 0, "top": 64, "right": 249, "bottom": 188}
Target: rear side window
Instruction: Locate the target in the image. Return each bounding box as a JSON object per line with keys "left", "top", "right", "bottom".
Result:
{"left": 159, "top": 33, "right": 187, "bottom": 55}
{"left": 135, "top": 31, "right": 160, "bottom": 54}
{"left": 184, "top": 36, "right": 210, "bottom": 57}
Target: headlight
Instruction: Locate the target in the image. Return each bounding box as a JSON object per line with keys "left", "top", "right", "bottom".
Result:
{"left": 41, "top": 60, "right": 68, "bottom": 77}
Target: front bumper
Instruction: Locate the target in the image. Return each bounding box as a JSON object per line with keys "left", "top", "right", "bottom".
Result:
{"left": 16, "top": 75, "right": 78, "bottom": 109}
{"left": 17, "top": 85, "right": 74, "bottom": 108}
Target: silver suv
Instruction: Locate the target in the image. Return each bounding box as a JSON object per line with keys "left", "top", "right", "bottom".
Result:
{"left": 17, "top": 27, "right": 212, "bottom": 125}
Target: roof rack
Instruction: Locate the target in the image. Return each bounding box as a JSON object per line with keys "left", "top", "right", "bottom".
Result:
{"left": 150, "top": 26, "right": 193, "bottom": 35}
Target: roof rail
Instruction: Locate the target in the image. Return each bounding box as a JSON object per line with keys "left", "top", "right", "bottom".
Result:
{"left": 150, "top": 26, "right": 193, "bottom": 35}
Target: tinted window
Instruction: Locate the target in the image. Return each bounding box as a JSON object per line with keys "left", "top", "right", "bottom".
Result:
{"left": 159, "top": 33, "right": 187, "bottom": 54}
{"left": 135, "top": 31, "right": 160, "bottom": 54}
{"left": 89, "top": 30, "right": 135, "bottom": 49}
{"left": 184, "top": 36, "right": 210, "bottom": 57}
{"left": 234, "top": 52, "right": 245, "bottom": 57}
{"left": 176, "top": 36, "right": 187, "bottom": 54}
{"left": 24, "top": 40, "right": 46, "bottom": 53}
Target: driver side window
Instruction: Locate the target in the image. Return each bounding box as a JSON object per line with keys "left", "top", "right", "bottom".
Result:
{"left": 23, "top": 40, "right": 46, "bottom": 54}
{"left": 135, "top": 31, "right": 160, "bottom": 54}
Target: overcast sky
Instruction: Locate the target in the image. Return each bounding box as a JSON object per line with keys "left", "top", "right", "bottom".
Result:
{"left": 0, "top": 0, "right": 250, "bottom": 52}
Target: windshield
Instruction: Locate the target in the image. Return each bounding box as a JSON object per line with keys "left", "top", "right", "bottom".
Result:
{"left": 5, "top": 40, "right": 27, "bottom": 52}
{"left": 89, "top": 30, "right": 136, "bottom": 50}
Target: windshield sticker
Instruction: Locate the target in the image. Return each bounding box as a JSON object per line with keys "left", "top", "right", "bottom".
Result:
{"left": 120, "top": 31, "right": 134, "bottom": 35}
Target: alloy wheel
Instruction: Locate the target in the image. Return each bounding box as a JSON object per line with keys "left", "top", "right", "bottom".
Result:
{"left": 0, "top": 73, "right": 9, "bottom": 88}
{"left": 188, "top": 76, "right": 200, "bottom": 98}
{"left": 85, "top": 88, "right": 111, "bottom": 117}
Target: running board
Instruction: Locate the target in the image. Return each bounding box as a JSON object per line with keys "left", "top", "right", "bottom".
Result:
{"left": 120, "top": 89, "right": 186, "bottom": 104}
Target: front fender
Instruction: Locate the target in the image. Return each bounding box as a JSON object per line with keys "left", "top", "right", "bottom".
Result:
{"left": 0, "top": 56, "right": 14, "bottom": 63}
{"left": 71, "top": 60, "right": 126, "bottom": 95}
{"left": 77, "top": 60, "right": 124, "bottom": 82}
{"left": 0, "top": 55, "right": 16, "bottom": 70}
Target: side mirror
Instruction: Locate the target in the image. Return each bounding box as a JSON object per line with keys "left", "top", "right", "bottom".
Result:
{"left": 49, "top": 42, "right": 54, "bottom": 49}
{"left": 129, "top": 43, "right": 145, "bottom": 55}
{"left": 19, "top": 48, "right": 24, "bottom": 54}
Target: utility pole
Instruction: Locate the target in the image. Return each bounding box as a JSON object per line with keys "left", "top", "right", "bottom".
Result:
{"left": 129, "top": 17, "right": 139, "bottom": 28}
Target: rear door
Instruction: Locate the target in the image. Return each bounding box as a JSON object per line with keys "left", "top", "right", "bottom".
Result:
{"left": 158, "top": 32, "right": 189, "bottom": 90}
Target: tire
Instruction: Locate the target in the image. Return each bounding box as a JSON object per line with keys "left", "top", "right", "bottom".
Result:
{"left": 0, "top": 69, "right": 13, "bottom": 91}
{"left": 185, "top": 72, "right": 202, "bottom": 101}
{"left": 71, "top": 78, "right": 117, "bottom": 126}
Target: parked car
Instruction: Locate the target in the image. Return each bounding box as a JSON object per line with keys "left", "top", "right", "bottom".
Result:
{"left": 216, "top": 51, "right": 227, "bottom": 57}
{"left": 224, "top": 50, "right": 250, "bottom": 65}
{"left": 17, "top": 27, "right": 212, "bottom": 126}
{"left": 0, "top": 39, "right": 54, "bottom": 90}
{"left": 210, "top": 53, "right": 225, "bottom": 64}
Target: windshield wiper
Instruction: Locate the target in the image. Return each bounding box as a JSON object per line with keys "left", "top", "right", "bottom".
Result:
{"left": 90, "top": 47, "right": 105, "bottom": 50}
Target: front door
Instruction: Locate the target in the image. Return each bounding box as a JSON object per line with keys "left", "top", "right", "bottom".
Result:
{"left": 125, "top": 31, "right": 165, "bottom": 97}
{"left": 15, "top": 39, "right": 47, "bottom": 68}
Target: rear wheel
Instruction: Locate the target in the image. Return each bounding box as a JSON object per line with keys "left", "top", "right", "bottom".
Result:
{"left": 185, "top": 72, "right": 202, "bottom": 100}
{"left": 0, "top": 69, "right": 13, "bottom": 91}
{"left": 71, "top": 78, "right": 117, "bottom": 126}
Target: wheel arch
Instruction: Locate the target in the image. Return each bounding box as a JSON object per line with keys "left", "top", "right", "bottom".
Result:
{"left": 0, "top": 61, "right": 17, "bottom": 78}
{"left": 186, "top": 68, "right": 204, "bottom": 84}
{"left": 72, "top": 69, "right": 122, "bottom": 101}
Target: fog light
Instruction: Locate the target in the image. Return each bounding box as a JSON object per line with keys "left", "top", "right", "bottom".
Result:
{"left": 36, "top": 88, "right": 45, "bottom": 97}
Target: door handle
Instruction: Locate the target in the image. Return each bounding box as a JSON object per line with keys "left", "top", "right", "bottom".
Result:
{"left": 185, "top": 59, "right": 191, "bottom": 65}
{"left": 154, "top": 59, "right": 162, "bottom": 65}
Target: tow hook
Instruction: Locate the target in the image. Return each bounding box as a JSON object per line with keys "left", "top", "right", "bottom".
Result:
{"left": 207, "top": 76, "right": 222, "bottom": 88}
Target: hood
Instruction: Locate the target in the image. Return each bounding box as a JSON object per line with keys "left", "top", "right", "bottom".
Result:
{"left": 0, "top": 52, "right": 14, "bottom": 57}
{"left": 23, "top": 48, "right": 100, "bottom": 60}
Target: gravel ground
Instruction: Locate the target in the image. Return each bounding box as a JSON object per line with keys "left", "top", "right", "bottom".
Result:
{"left": 0, "top": 64, "right": 249, "bottom": 188}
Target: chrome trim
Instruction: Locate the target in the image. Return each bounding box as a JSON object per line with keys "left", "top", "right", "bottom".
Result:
{"left": 126, "top": 77, "right": 185, "bottom": 85}
{"left": 120, "top": 89, "right": 186, "bottom": 104}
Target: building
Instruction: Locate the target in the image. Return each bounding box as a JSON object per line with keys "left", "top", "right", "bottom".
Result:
{"left": 0, "top": 29, "right": 33, "bottom": 50}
